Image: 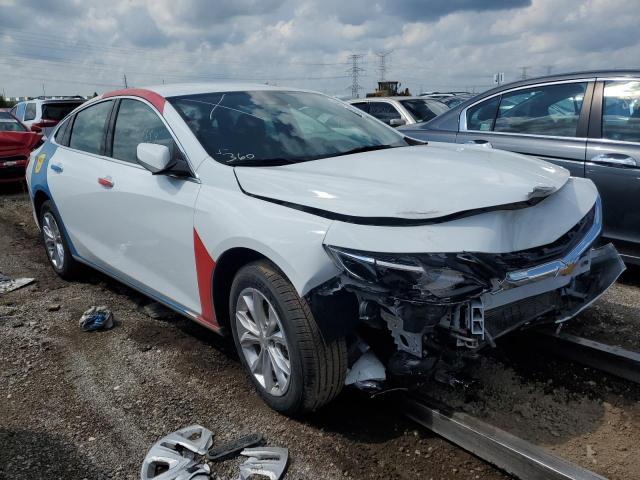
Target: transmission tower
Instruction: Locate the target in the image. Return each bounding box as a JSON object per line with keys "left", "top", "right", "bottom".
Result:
{"left": 347, "top": 54, "right": 365, "bottom": 98}
{"left": 543, "top": 65, "right": 554, "bottom": 75}
{"left": 375, "top": 50, "right": 393, "bottom": 82}
{"left": 519, "top": 66, "right": 531, "bottom": 80}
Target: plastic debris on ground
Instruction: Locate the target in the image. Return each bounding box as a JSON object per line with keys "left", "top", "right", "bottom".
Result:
{"left": 345, "top": 348, "right": 386, "bottom": 393}
{"left": 0, "top": 272, "right": 35, "bottom": 295}
{"left": 140, "top": 301, "right": 175, "bottom": 320}
{"left": 140, "top": 425, "right": 287, "bottom": 480}
{"left": 79, "top": 306, "right": 115, "bottom": 332}
{"left": 206, "top": 433, "right": 264, "bottom": 462}
{"left": 238, "top": 447, "right": 289, "bottom": 480}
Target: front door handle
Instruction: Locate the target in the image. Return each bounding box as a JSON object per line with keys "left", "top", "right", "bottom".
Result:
{"left": 97, "top": 176, "right": 114, "bottom": 189}
{"left": 50, "top": 163, "right": 63, "bottom": 173}
{"left": 590, "top": 153, "right": 637, "bottom": 168}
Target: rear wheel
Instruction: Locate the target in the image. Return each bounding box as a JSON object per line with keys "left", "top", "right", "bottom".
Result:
{"left": 39, "top": 200, "right": 83, "bottom": 280}
{"left": 229, "top": 260, "right": 347, "bottom": 415}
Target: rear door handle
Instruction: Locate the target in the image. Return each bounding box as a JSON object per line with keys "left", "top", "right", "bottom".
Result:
{"left": 50, "top": 163, "right": 63, "bottom": 173}
{"left": 97, "top": 176, "right": 114, "bottom": 188}
{"left": 590, "top": 153, "right": 637, "bottom": 168}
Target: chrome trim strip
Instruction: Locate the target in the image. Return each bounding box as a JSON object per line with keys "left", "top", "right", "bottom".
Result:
{"left": 505, "top": 197, "right": 602, "bottom": 284}
{"left": 458, "top": 130, "right": 587, "bottom": 141}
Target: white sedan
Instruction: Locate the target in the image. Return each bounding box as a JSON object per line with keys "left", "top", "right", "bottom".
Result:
{"left": 26, "top": 84, "right": 624, "bottom": 415}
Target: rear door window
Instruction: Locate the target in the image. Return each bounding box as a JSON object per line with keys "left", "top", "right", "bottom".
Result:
{"left": 68, "top": 100, "right": 113, "bottom": 155}
{"left": 368, "top": 102, "right": 402, "bottom": 124}
{"left": 24, "top": 103, "right": 36, "bottom": 121}
{"left": 466, "top": 96, "right": 500, "bottom": 131}
{"left": 111, "top": 99, "right": 175, "bottom": 163}
{"left": 602, "top": 80, "right": 640, "bottom": 143}
{"left": 54, "top": 117, "right": 72, "bottom": 145}
{"left": 351, "top": 102, "right": 369, "bottom": 113}
{"left": 493, "top": 82, "right": 587, "bottom": 137}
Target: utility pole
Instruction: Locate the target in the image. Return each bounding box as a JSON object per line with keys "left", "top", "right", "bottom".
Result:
{"left": 347, "top": 54, "right": 365, "bottom": 99}
{"left": 375, "top": 50, "right": 393, "bottom": 82}
{"left": 123, "top": 73, "right": 128, "bottom": 88}
{"left": 42, "top": 83, "right": 46, "bottom": 97}
{"left": 519, "top": 66, "right": 531, "bottom": 80}
{"left": 543, "top": 65, "right": 553, "bottom": 75}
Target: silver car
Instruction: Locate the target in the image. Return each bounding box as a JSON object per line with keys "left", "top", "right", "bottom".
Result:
{"left": 400, "top": 70, "right": 640, "bottom": 264}
{"left": 348, "top": 96, "right": 449, "bottom": 127}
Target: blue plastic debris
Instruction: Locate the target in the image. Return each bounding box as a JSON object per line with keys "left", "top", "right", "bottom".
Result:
{"left": 79, "top": 306, "right": 114, "bottom": 332}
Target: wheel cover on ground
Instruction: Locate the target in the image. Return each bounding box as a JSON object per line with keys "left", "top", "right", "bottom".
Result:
{"left": 235, "top": 287, "right": 291, "bottom": 396}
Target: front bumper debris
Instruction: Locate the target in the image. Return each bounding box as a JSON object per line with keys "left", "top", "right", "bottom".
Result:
{"left": 307, "top": 240, "right": 624, "bottom": 385}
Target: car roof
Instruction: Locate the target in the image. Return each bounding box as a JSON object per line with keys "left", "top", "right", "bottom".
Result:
{"left": 348, "top": 96, "right": 440, "bottom": 102}
{"left": 134, "top": 82, "right": 310, "bottom": 98}
{"left": 473, "top": 69, "right": 640, "bottom": 101}
{"left": 406, "top": 69, "right": 640, "bottom": 132}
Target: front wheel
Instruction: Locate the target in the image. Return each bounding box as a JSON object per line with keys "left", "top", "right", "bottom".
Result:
{"left": 229, "top": 260, "right": 347, "bottom": 415}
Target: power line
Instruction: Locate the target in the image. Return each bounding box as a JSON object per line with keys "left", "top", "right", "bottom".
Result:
{"left": 375, "top": 50, "right": 393, "bottom": 82}
{"left": 347, "top": 54, "right": 365, "bottom": 99}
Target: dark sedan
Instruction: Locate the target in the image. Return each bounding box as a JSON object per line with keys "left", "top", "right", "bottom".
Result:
{"left": 400, "top": 70, "right": 640, "bottom": 264}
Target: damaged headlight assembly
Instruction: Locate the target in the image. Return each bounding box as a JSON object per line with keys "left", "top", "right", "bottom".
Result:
{"left": 324, "top": 245, "right": 491, "bottom": 304}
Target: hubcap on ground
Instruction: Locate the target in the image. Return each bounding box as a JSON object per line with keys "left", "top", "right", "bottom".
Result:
{"left": 235, "top": 287, "right": 291, "bottom": 396}
{"left": 42, "top": 212, "right": 65, "bottom": 270}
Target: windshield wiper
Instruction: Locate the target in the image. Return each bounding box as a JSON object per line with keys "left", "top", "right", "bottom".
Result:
{"left": 324, "top": 144, "right": 399, "bottom": 159}
{"left": 224, "top": 157, "right": 302, "bottom": 167}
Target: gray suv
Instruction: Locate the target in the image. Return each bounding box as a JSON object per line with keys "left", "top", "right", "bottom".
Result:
{"left": 400, "top": 70, "right": 640, "bottom": 264}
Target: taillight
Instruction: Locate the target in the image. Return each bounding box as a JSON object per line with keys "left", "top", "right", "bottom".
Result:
{"left": 32, "top": 119, "right": 57, "bottom": 128}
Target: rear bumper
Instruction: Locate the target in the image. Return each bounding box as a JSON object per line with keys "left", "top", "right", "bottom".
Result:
{"left": 0, "top": 158, "right": 28, "bottom": 183}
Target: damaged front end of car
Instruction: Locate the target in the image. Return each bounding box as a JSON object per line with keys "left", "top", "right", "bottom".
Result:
{"left": 305, "top": 198, "right": 625, "bottom": 390}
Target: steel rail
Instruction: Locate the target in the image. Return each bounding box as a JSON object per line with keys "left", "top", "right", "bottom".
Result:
{"left": 403, "top": 395, "right": 607, "bottom": 480}
{"left": 534, "top": 330, "right": 640, "bottom": 384}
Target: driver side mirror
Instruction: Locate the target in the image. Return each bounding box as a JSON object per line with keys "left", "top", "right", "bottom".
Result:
{"left": 137, "top": 143, "right": 171, "bottom": 173}
{"left": 389, "top": 118, "right": 406, "bottom": 127}
{"left": 30, "top": 125, "right": 42, "bottom": 133}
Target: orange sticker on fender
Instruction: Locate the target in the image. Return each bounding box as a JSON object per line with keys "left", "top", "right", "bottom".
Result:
{"left": 34, "top": 153, "right": 46, "bottom": 173}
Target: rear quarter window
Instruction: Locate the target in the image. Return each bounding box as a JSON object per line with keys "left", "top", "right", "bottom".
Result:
{"left": 68, "top": 101, "right": 113, "bottom": 155}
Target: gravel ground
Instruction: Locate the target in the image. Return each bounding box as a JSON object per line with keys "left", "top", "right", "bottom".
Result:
{"left": 1, "top": 185, "right": 639, "bottom": 480}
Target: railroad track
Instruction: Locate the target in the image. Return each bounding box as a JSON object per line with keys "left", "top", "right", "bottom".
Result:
{"left": 401, "top": 330, "right": 640, "bottom": 479}
{"left": 533, "top": 329, "right": 640, "bottom": 384}
{"left": 403, "top": 395, "right": 607, "bottom": 480}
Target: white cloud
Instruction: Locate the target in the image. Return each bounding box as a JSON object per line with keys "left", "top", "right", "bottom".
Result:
{"left": 0, "top": 0, "right": 638, "bottom": 98}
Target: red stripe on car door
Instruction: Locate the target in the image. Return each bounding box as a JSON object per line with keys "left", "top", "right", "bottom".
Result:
{"left": 194, "top": 229, "right": 218, "bottom": 327}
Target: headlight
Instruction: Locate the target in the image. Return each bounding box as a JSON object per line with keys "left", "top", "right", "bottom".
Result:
{"left": 324, "top": 246, "right": 489, "bottom": 304}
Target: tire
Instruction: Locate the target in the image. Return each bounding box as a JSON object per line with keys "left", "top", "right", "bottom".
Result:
{"left": 39, "top": 200, "right": 83, "bottom": 280}
{"left": 229, "top": 260, "right": 347, "bottom": 415}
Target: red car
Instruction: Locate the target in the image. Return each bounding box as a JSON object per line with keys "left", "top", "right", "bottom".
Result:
{"left": 0, "top": 111, "right": 43, "bottom": 183}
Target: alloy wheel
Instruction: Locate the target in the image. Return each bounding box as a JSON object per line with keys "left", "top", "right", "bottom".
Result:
{"left": 235, "top": 287, "right": 291, "bottom": 396}
{"left": 42, "top": 212, "right": 65, "bottom": 270}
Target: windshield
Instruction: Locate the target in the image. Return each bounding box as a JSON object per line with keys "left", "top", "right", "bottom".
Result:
{"left": 42, "top": 102, "right": 82, "bottom": 121}
{"left": 400, "top": 99, "right": 448, "bottom": 123}
{"left": 169, "top": 90, "right": 409, "bottom": 165}
{"left": 0, "top": 112, "right": 27, "bottom": 132}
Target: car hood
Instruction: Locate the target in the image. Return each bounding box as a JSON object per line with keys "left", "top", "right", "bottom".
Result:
{"left": 0, "top": 132, "right": 41, "bottom": 155}
{"left": 233, "top": 143, "right": 570, "bottom": 223}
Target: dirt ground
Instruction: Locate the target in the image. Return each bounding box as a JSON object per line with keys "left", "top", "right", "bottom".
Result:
{"left": 1, "top": 184, "right": 639, "bottom": 480}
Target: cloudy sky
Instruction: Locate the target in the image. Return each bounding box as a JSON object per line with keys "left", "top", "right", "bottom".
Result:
{"left": 0, "top": 0, "right": 638, "bottom": 98}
